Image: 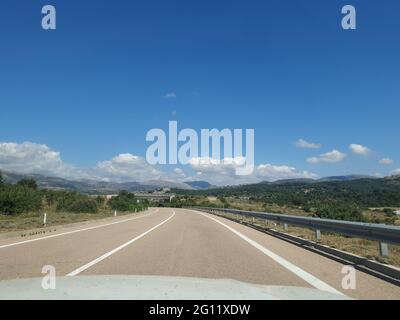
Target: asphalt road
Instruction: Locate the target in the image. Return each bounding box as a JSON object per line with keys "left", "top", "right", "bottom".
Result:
{"left": 0, "top": 207, "right": 399, "bottom": 300}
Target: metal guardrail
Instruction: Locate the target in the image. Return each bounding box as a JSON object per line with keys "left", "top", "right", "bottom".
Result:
{"left": 194, "top": 207, "right": 400, "bottom": 257}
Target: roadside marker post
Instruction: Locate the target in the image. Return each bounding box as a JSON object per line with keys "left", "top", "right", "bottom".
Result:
{"left": 315, "top": 229, "right": 321, "bottom": 242}
{"left": 114, "top": 210, "right": 117, "bottom": 217}
{"left": 379, "top": 242, "right": 389, "bottom": 257}
{"left": 43, "top": 213, "right": 47, "bottom": 226}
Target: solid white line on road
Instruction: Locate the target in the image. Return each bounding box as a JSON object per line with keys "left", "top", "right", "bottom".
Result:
{"left": 192, "top": 210, "right": 344, "bottom": 296}
{"left": 0, "top": 209, "right": 159, "bottom": 250}
{"left": 66, "top": 210, "right": 176, "bottom": 276}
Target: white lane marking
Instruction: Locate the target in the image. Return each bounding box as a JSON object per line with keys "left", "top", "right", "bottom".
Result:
{"left": 191, "top": 210, "right": 344, "bottom": 296}
{"left": 0, "top": 209, "right": 159, "bottom": 250}
{"left": 66, "top": 210, "right": 176, "bottom": 276}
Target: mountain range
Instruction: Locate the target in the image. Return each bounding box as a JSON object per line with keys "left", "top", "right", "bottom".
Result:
{"left": 1, "top": 170, "right": 397, "bottom": 194}
{"left": 0, "top": 171, "right": 212, "bottom": 194}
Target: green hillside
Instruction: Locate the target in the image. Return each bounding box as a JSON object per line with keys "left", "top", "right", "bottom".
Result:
{"left": 174, "top": 176, "right": 400, "bottom": 222}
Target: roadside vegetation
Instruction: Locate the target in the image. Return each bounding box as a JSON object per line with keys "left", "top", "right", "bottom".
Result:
{"left": 173, "top": 177, "right": 400, "bottom": 224}
{"left": 0, "top": 171, "right": 148, "bottom": 233}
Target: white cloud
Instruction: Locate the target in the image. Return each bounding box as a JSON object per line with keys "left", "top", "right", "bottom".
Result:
{"left": 0, "top": 142, "right": 161, "bottom": 182}
{"left": 165, "top": 167, "right": 187, "bottom": 181}
{"left": 0, "top": 142, "right": 87, "bottom": 179}
{"left": 256, "top": 164, "right": 317, "bottom": 181}
{"left": 188, "top": 157, "right": 245, "bottom": 173}
{"left": 391, "top": 169, "right": 400, "bottom": 176}
{"left": 187, "top": 157, "right": 248, "bottom": 185}
{"left": 295, "top": 139, "right": 321, "bottom": 149}
{"left": 95, "top": 154, "right": 161, "bottom": 182}
{"left": 0, "top": 142, "right": 318, "bottom": 186}
{"left": 373, "top": 172, "right": 384, "bottom": 178}
{"left": 164, "top": 92, "right": 177, "bottom": 99}
{"left": 379, "top": 158, "right": 393, "bottom": 165}
{"left": 187, "top": 156, "right": 317, "bottom": 185}
{"left": 307, "top": 150, "right": 347, "bottom": 164}
{"left": 174, "top": 168, "right": 184, "bottom": 175}
{"left": 349, "top": 144, "right": 371, "bottom": 156}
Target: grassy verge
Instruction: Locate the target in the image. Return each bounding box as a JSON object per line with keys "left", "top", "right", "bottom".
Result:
{"left": 0, "top": 210, "right": 142, "bottom": 234}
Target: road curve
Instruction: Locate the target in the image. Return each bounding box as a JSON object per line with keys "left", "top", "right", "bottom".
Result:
{"left": 0, "top": 207, "right": 399, "bottom": 300}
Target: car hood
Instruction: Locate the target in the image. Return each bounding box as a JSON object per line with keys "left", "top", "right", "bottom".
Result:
{"left": 0, "top": 275, "right": 350, "bottom": 300}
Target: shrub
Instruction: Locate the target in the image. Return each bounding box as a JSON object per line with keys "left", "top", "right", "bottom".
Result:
{"left": 108, "top": 191, "right": 140, "bottom": 212}
{"left": 315, "top": 203, "right": 365, "bottom": 222}
{"left": 67, "top": 199, "right": 98, "bottom": 213}
{"left": 383, "top": 208, "right": 396, "bottom": 217}
{"left": 17, "top": 179, "right": 38, "bottom": 190}
{"left": 0, "top": 184, "right": 42, "bottom": 215}
{"left": 54, "top": 191, "right": 100, "bottom": 213}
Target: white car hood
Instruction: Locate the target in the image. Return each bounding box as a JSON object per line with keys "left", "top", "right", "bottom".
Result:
{"left": 0, "top": 275, "right": 350, "bottom": 300}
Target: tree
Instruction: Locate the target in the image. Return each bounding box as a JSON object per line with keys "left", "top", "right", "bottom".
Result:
{"left": 68, "top": 199, "right": 98, "bottom": 214}
{"left": 383, "top": 208, "right": 396, "bottom": 217}
{"left": 0, "top": 184, "right": 42, "bottom": 215}
{"left": 108, "top": 191, "right": 140, "bottom": 212}
{"left": 0, "top": 171, "right": 3, "bottom": 185}
{"left": 17, "top": 179, "right": 38, "bottom": 190}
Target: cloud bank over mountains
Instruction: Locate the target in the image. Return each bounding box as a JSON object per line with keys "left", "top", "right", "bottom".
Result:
{"left": 1, "top": 140, "right": 396, "bottom": 185}
{"left": 0, "top": 142, "right": 317, "bottom": 186}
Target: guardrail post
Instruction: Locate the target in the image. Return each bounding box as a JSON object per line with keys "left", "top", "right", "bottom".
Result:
{"left": 284, "top": 223, "right": 288, "bottom": 231}
{"left": 315, "top": 229, "right": 321, "bottom": 242}
{"left": 379, "top": 242, "right": 389, "bottom": 257}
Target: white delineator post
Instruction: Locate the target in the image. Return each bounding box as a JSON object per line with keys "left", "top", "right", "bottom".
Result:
{"left": 379, "top": 242, "right": 389, "bottom": 257}
{"left": 114, "top": 210, "right": 117, "bottom": 217}
{"left": 43, "top": 213, "right": 47, "bottom": 226}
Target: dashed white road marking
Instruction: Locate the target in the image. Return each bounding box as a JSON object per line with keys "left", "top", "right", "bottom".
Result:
{"left": 67, "top": 210, "right": 176, "bottom": 276}
{"left": 0, "top": 209, "right": 159, "bottom": 249}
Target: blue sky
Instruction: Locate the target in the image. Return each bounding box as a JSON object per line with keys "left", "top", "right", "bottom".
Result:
{"left": 0, "top": 0, "right": 399, "bottom": 185}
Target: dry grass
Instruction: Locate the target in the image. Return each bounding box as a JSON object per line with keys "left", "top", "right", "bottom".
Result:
{"left": 0, "top": 210, "right": 136, "bottom": 234}
{"left": 228, "top": 200, "right": 308, "bottom": 216}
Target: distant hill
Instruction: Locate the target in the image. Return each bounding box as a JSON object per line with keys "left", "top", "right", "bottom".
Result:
{"left": 184, "top": 181, "right": 213, "bottom": 189}
{"left": 176, "top": 174, "right": 400, "bottom": 209}
{"left": 143, "top": 180, "right": 194, "bottom": 190}
{"left": 265, "top": 175, "right": 375, "bottom": 185}
{"left": 270, "top": 178, "right": 315, "bottom": 184}
{"left": 0, "top": 171, "right": 168, "bottom": 194}
{"left": 385, "top": 174, "right": 400, "bottom": 181}
{"left": 0, "top": 171, "right": 211, "bottom": 194}
{"left": 317, "top": 175, "right": 375, "bottom": 182}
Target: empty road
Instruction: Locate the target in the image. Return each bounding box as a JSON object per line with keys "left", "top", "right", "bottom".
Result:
{"left": 0, "top": 208, "right": 399, "bottom": 299}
